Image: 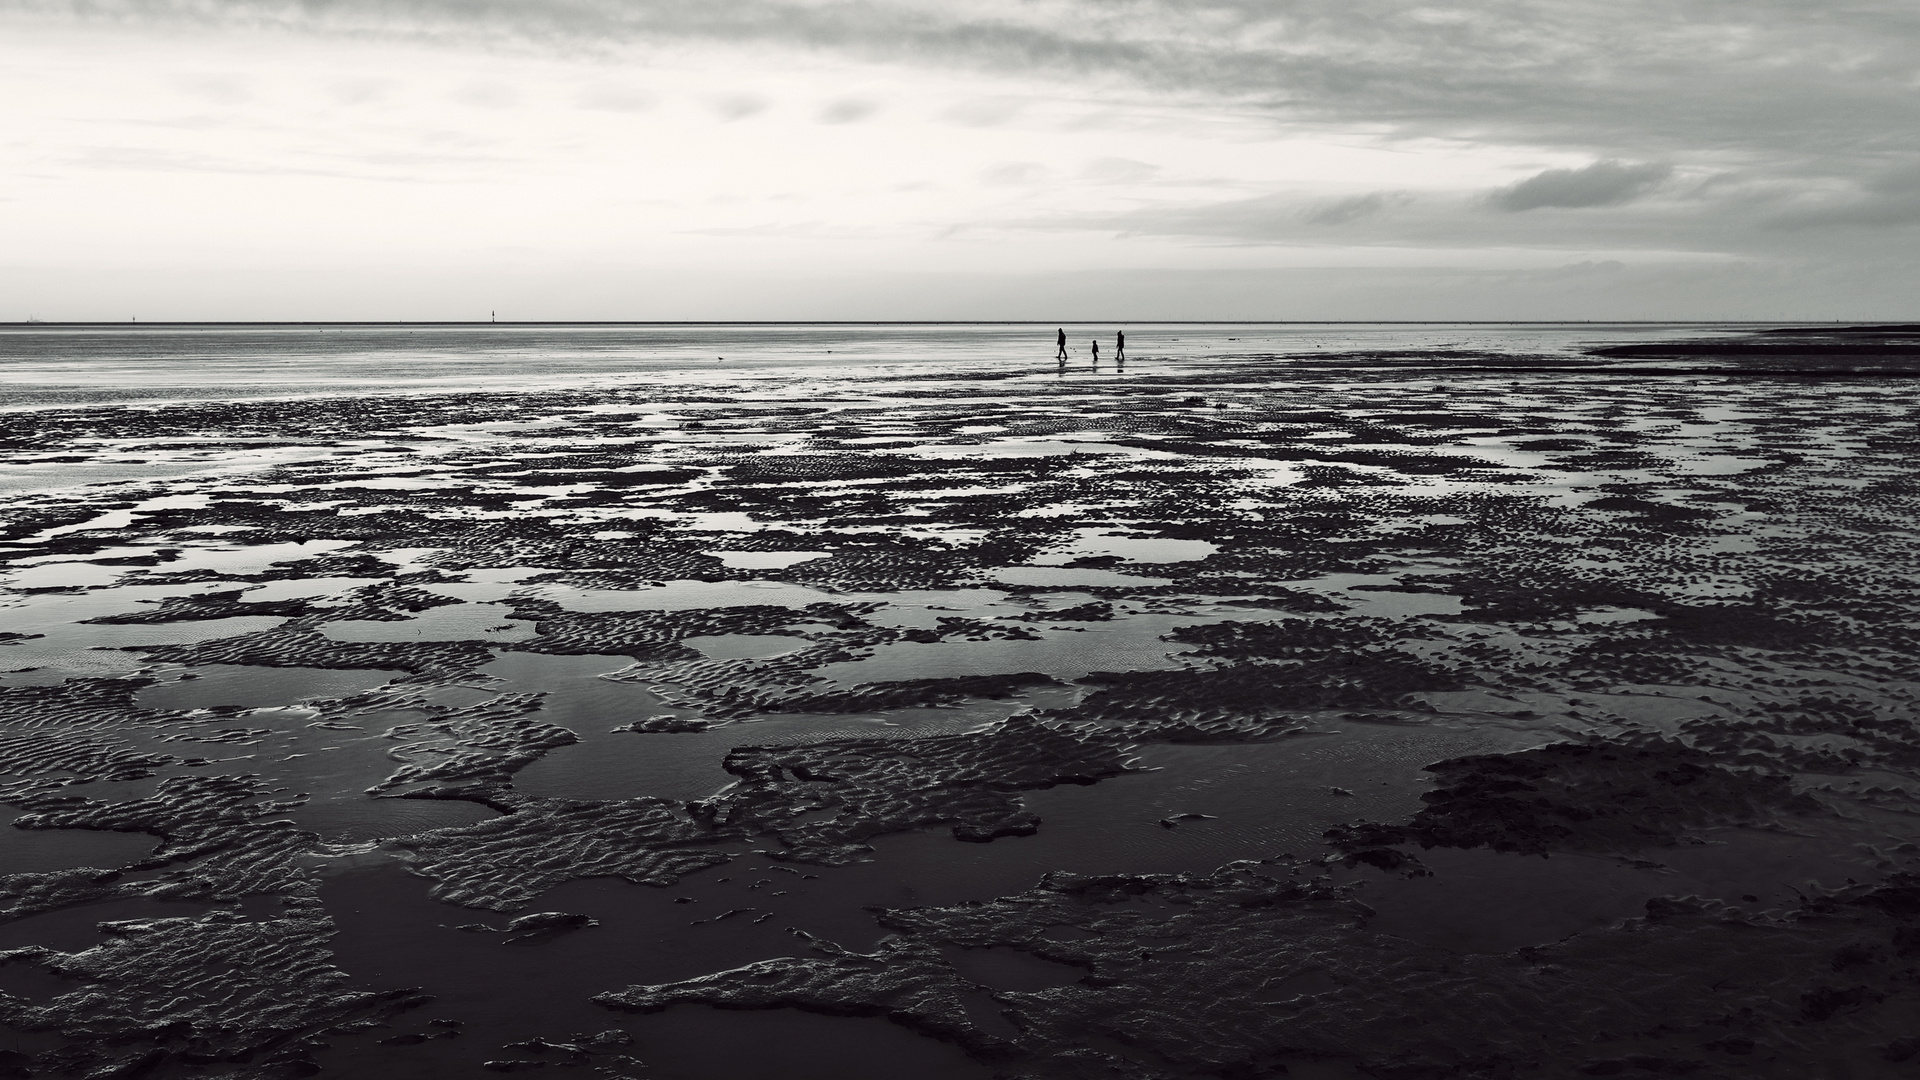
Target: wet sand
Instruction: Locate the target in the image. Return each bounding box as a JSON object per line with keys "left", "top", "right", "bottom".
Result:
{"left": 2, "top": 326, "right": 1919, "bottom": 1078}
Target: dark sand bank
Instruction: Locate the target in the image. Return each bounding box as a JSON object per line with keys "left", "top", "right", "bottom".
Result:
{"left": 2, "top": 328, "right": 1919, "bottom": 1078}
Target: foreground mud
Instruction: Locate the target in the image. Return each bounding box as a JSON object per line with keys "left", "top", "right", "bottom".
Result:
{"left": 2, "top": 333, "right": 1919, "bottom": 1078}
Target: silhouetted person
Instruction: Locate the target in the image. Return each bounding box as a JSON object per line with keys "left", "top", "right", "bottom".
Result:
{"left": 1091, "top": 339, "right": 1100, "bottom": 365}
{"left": 1116, "top": 330, "right": 1125, "bottom": 361}
{"left": 1056, "top": 328, "right": 1068, "bottom": 361}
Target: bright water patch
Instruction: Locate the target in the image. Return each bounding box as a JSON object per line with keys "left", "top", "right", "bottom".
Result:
{"left": 531, "top": 579, "right": 837, "bottom": 612}
{"left": 512, "top": 725, "right": 745, "bottom": 803}
{"left": 1577, "top": 606, "right": 1661, "bottom": 625}
{"left": 4, "top": 559, "right": 146, "bottom": 590}
{"left": 246, "top": 577, "right": 387, "bottom": 602}
{"left": 706, "top": 551, "right": 829, "bottom": 570}
{"left": 136, "top": 665, "right": 407, "bottom": 711}
{"left": 813, "top": 614, "right": 1207, "bottom": 684}
{"left": 991, "top": 567, "right": 1174, "bottom": 588}
{"left": 160, "top": 540, "right": 357, "bottom": 577}
{"left": 1, "top": 615, "right": 291, "bottom": 681}
{"left": 1031, "top": 530, "right": 1217, "bottom": 566}
{"left": 847, "top": 588, "right": 1022, "bottom": 629}
{"left": 487, "top": 651, "right": 735, "bottom": 802}
{"left": 1344, "top": 589, "right": 1465, "bottom": 617}
{"left": 910, "top": 438, "right": 1182, "bottom": 460}
{"left": 287, "top": 797, "right": 497, "bottom": 843}
{"left": 476, "top": 651, "right": 670, "bottom": 741}
{"left": 319, "top": 603, "right": 537, "bottom": 643}
{"left": 683, "top": 634, "right": 811, "bottom": 660}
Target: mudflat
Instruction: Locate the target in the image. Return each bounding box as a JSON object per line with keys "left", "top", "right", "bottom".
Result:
{"left": 2, "top": 325, "right": 1917, "bottom": 1079}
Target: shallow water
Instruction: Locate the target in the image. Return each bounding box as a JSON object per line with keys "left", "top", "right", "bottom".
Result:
{"left": 135, "top": 665, "right": 408, "bottom": 711}
{"left": 682, "top": 633, "right": 810, "bottom": 660}
{"left": 813, "top": 614, "right": 1208, "bottom": 684}
{"left": 0, "top": 321, "right": 1745, "bottom": 411}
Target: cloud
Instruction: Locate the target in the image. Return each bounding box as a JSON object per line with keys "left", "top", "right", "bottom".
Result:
{"left": 40, "top": 0, "right": 1918, "bottom": 162}
{"left": 169, "top": 73, "right": 251, "bottom": 104}
{"left": 1488, "top": 161, "right": 1672, "bottom": 211}
{"left": 1002, "top": 180, "right": 1823, "bottom": 258}
{"left": 1765, "top": 164, "right": 1920, "bottom": 230}
{"left": 576, "top": 84, "right": 653, "bottom": 111}
{"left": 1303, "top": 191, "right": 1412, "bottom": 225}
{"left": 14, "top": 0, "right": 1920, "bottom": 293}
{"left": 330, "top": 77, "right": 396, "bottom": 106}
{"left": 713, "top": 93, "right": 768, "bottom": 120}
{"left": 1080, "top": 157, "right": 1159, "bottom": 184}
{"left": 940, "top": 96, "right": 1025, "bottom": 127}
{"left": 28, "top": 1, "right": 1920, "bottom": 232}
{"left": 452, "top": 80, "right": 518, "bottom": 109}
{"left": 818, "top": 97, "right": 877, "bottom": 123}
{"left": 981, "top": 161, "right": 1044, "bottom": 186}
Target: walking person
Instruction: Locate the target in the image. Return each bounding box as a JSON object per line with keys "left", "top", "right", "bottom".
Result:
{"left": 1116, "top": 330, "right": 1125, "bottom": 361}
{"left": 1091, "top": 338, "right": 1100, "bottom": 365}
{"left": 1056, "top": 328, "right": 1068, "bottom": 362}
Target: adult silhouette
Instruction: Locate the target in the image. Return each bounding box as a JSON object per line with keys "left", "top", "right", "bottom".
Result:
{"left": 1091, "top": 339, "right": 1100, "bottom": 364}
{"left": 1056, "top": 328, "right": 1068, "bottom": 361}
{"left": 1116, "top": 330, "right": 1125, "bottom": 361}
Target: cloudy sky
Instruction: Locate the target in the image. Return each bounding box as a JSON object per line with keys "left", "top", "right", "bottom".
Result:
{"left": 2, "top": 0, "right": 1916, "bottom": 320}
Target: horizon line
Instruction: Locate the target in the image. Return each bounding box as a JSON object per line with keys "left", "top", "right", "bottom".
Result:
{"left": 0, "top": 319, "right": 1882, "bottom": 328}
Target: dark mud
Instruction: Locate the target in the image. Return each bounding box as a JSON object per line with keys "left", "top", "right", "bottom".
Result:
{"left": 4, "top": 327, "right": 1920, "bottom": 1077}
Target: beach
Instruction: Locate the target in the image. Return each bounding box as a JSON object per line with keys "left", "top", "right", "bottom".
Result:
{"left": 2, "top": 322, "right": 1918, "bottom": 1079}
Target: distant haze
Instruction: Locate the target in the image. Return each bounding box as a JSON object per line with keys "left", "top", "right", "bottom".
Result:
{"left": 2, "top": 1, "right": 1916, "bottom": 321}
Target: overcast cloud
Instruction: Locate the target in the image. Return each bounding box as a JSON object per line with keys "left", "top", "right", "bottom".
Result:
{"left": 1, "top": 0, "right": 1915, "bottom": 318}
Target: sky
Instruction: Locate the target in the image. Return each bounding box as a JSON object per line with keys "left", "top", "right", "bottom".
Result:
{"left": 1, "top": 0, "right": 1917, "bottom": 321}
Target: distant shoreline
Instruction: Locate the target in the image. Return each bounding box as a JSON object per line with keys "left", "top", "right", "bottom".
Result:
{"left": 0, "top": 319, "right": 1863, "bottom": 329}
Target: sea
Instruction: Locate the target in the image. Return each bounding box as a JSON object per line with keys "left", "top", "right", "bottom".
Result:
{"left": 0, "top": 321, "right": 1755, "bottom": 410}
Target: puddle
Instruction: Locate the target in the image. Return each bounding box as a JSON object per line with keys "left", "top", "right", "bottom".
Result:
{"left": 159, "top": 541, "right": 356, "bottom": 577}
{"left": 245, "top": 577, "right": 388, "bottom": 602}
{"left": 813, "top": 616, "right": 1205, "bottom": 684}
{"left": 531, "top": 580, "right": 838, "bottom": 612}
{"left": 1349, "top": 821, "right": 1882, "bottom": 955}
{"left": 135, "top": 665, "right": 407, "bottom": 711}
{"left": 5, "top": 560, "right": 150, "bottom": 590}
{"left": 511, "top": 732, "right": 742, "bottom": 803}
{"left": 0, "top": 814, "right": 158, "bottom": 875}
{"left": 1031, "top": 530, "right": 1217, "bottom": 566}
{"left": 1347, "top": 847, "right": 1669, "bottom": 953}
{"left": 683, "top": 634, "right": 811, "bottom": 660}
{"left": 706, "top": 551, "right": 829, "bottom": 570}
{"left": 475, "top": 652, "right": 720, "bottom": 801}
{"left": 940, "top": 945, "right": 1084, "bottom": 991}
{"left": 991, "top": 567, "right": 1174, "bottom": 588}
{"left": 0, "top": 614, "right": 292, "bottom": 681}
{"left": 0, "top": 897, "right": 230, "bottom": 954}
{"left": 1002, "top": 724, "right": 1528, "bottom": 878}
{"left": 314, "top": 858, "right": 989, "bottom": 1079}
{"left": 320, "top": 603, "right": 537, "bottom": 643}
{"left": 909, "top": 435, "right": 1180, "bottom": 461}
{"left": 841, "top": 589, "right": 1020, "bottom": 628}
{"left": 286, "top": 797, "right": 498, "bottom": 843}
{"left": 1344, "top": 590, "right": 1464, "bottom": 617}
{"left": 1584, "top": 692, "right": 1726, "bottom": 731}
{"left": 1576, "top": 606, "right": 1660, "bottom": 625}
{"left": 622, "top": 1006, "right": 991, "bottom": 1080}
